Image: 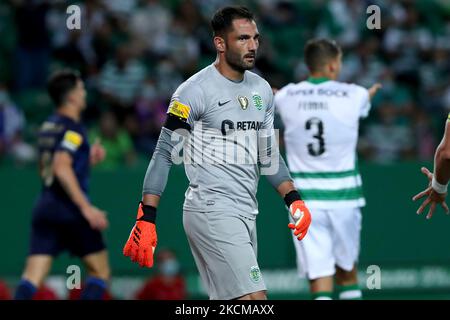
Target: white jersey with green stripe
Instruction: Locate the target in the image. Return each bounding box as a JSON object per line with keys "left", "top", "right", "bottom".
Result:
{"left": 274, "top": 78, "right": 371, "bottom": 209}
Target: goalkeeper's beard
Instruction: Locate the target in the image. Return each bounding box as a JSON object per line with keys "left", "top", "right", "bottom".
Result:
{"left": 225, "top": 49, "right": 256, "bottom": 73}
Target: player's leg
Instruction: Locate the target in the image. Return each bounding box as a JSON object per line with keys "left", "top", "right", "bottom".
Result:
{"left": 309, "top": 276, "right": 334, "bottom": 299}
{"left": 82, "top": 250, "right": 110, "bottom": 280}
{"left": 185, "top": 231, "right": 214, "bottom": 296}
{"left": 80, "top": 250, "right": 110, "bottom": 300}
{"left": 336, "top": 265, "right": 358, "bottom": 286}
{"left": 335, "top": 265, "right": 361, "bottom": 300}
{"left": 236, "top": 221, "right": 266, "bottom": 300}
{"left": 67, "top": 218, "right": 109, "bottom": 300}
{"left": 291, "top": 209, "right": 335, "bottom": 300}
{"left": 183, "top": 210, "right": 266, "bottom": 300}
{"left": 185, "top": 233, "right": 268, "bottom": 300}
{"left": 15, "top": 213, "right": 60, "bottom": 300}
{"left": 236, "top": 290, "right": 267, "bottom": 300}
{"left": 331, "top": 208, "right": 363, "bottom": 300}
{"left": 15, "top": 255, "right": 53, "bottom": 300}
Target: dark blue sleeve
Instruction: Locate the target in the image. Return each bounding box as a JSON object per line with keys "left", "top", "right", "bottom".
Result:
{"left": 56, "top": 125, "right": 85, "bottom": 156}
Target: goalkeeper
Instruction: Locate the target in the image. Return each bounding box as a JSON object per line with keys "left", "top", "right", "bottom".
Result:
{"left": 123, "top": 6, "right": 311, "bottom": 300}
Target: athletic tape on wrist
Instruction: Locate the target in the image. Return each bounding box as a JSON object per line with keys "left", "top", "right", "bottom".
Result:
{"left": 432, "top": 177, "right": 448, "bottom": 194}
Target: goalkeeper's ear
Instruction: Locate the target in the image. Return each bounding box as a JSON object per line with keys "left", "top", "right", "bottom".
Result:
{"left": 213, "top": 36, "right": 226, "bottom": 53}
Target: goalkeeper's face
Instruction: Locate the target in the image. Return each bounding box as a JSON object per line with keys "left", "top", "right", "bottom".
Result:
{"left": 224, "top": 18, "right": 259, "bottom": 72}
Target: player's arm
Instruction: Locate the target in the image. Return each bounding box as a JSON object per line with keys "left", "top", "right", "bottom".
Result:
{"left": 53, "top": 129, "right": 108, "bottom": 230}
{"left": 433, "top": 120, "right": 450, "bottom": 186}
{"left": 139, "top": 116, "right": 191, "bottom": 207}
{"left": 368, "top": 83, "right": 382, "bottom": 100}
{"left": 141, "top": 117, "right": 190, "bottom": 205}
{"left": 413, "top": 118, "right": 450, "bottom": 219}
{"left": 357, "top": 83, "right": 382, "bottom": 119}
{"left": 53, "top": 151, "right": 90, "bottom": 209}
{"left": 122, "top": 116, "right": 190, "bottom": 268}
{"left": 260, "top": 90, "right": 311, "bottom": 240}
{"left": 123, "top": 83, "right": 202, "bottom": 268}
{"left": 264, "top": 154, "right": 312, "bottom": 241}
{"left": 53, "top": 151, "right": 108, "bottom": 230}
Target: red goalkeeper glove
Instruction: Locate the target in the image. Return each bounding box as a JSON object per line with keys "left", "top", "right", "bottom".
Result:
{"left": 123, "top": 202, "right": 157, "bottom": 268}
{"left": 284, "top": 191, "right": 311, "bottom": 241}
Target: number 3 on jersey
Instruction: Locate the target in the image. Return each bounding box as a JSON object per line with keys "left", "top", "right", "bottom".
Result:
{"left": 306, "top": 117, "right": 325, "bottom": 156}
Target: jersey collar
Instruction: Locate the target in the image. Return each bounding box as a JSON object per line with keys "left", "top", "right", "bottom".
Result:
{"left": 212, "top": 64, "right": 246, "bottom": 84}
{"left": 307, "top": 77, "right": 330, "bottom": 84}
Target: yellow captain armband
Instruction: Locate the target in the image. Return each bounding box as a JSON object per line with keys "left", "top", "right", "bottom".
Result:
{"left": 167, "top": 100, "right": 191, "bottom": 121}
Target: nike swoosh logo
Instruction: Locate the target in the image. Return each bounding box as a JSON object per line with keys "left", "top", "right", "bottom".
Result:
{"left": 218, "top": 100, "right": 231, "bottom": 106}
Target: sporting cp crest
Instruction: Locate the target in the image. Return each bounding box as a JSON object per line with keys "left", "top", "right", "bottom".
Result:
{"left": 238, "top": 95, "right": 249, "bottom": 110}
{"left": 252, "top": 93, "right": 263, "bottom": 110}
{"left": 249, "top": 266, "right": 262, "bottom": 283}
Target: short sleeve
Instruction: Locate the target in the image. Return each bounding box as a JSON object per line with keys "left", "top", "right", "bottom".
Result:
{"left": 167, "top": 81, "right": 205, "bottom": 127}
{"left": 57, "top": 127, "right": 84, "bottom": 155}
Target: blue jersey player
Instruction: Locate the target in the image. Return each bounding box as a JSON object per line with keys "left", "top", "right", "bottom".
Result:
{"left": 14, "top": 70, "right": 110, "bottom": 300}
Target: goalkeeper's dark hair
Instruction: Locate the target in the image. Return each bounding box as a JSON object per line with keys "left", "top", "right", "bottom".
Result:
{"left": 211, "top": 6, "right": 254, "bottom": 37}
{"left": 304, "top": 38, "right": 342, "bottom": 73}
{"left": 47, "top": 69, "right": 81, "bottom": 108}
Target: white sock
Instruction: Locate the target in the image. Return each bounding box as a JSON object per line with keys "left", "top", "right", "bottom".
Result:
{"left": 314, "top": 296, "right": 333, "bottom": 300}
{"left": 339, "top": 289, "right": 362, "bottom": 300}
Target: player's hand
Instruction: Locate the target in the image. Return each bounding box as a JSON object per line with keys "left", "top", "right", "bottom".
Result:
{"left": 123, "top": 202, "right": 157, "bottom": 268}
{"left": 288, "top": 200, "right": 312, "bottom": 240}
{"left": 81, "top": 205, "right": 109, "bottom": 230}
{"left": 412, "top": 167, "right": 449, "bottom": 219}
{"left": 368, "top": 83, "right": 382, "bottom": 99}
{"left": 90, "top": 138, "right": 106, "bottom": 166}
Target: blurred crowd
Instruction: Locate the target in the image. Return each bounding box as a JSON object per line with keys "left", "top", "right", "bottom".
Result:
{"left": 0, "top": 0, "right": 449, "bottom": 166}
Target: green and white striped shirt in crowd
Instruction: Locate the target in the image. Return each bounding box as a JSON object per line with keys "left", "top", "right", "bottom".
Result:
{"left": 98, "top": 59, "right": 146, "bottom": 105}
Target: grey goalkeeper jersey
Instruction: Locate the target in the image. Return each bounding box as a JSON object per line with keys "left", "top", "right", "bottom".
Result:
{"left": 169, "top": 64, "right": 280, "bottom": 216}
